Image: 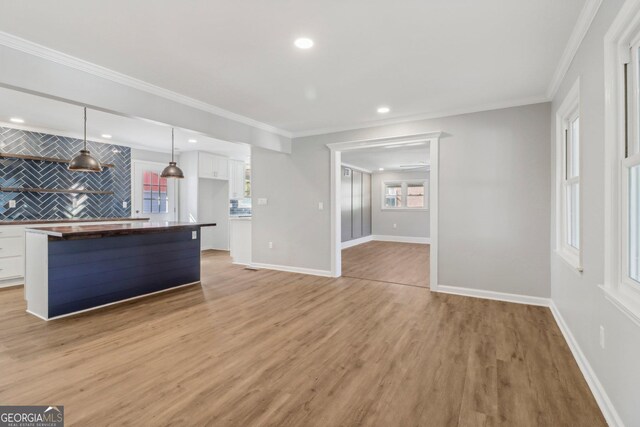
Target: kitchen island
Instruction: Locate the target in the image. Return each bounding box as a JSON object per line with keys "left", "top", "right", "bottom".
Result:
{"left": 24, "top": 221, "right": 215, "bottom": 320}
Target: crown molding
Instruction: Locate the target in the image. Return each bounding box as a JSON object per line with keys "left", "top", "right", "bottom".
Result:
{"left": 546, "top": 0, "right": 603, "bottom": 99}
{"left": 293, "top": 95, "right": 549, "bottom": 139}
{"left": 0, "top": 31, "right": 292, "bottom": 139}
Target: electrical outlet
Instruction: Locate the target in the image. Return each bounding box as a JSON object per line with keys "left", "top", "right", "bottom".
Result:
{"left": 8, "top": 200, "right": 16, "bottom": 208}
{"left": 318, "top": 202, "right": 324, "bottom": 210}
{"left": 123, "top": 201, "right": 128, "bottom": 208}
{"left": 268, "top": 242, "right": 273, "bottom": 249}
{"left": 192, "top": 231, "right": 198, "bottom": 240}
{"left": 258, "top": 198, "right": 268, "bottom": 206}
{"left": 599, "top": 325, "right": 605, "bottom": 349}
{"left": 72, "top": 199, "right": 78, "bottom": 208}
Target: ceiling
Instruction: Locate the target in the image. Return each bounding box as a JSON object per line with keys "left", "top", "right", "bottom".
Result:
{"left": 0, "top": 0, "right": 585, "bottom": 135}
{"left": 342, "top": 144, "right": 429, "bottom": 172}
{"left": 0, "top": 87, "right": 251, "bottom": 161}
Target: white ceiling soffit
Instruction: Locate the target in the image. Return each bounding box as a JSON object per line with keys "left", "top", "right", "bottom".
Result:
{"left": 0, "top": 86, "right": 251, "bottom": 160}
{"left": 0, "top": 1, "right": 596, "bottom": 137}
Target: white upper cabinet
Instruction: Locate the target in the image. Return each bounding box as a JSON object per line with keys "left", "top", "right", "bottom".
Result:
{"left": 229, "top": 160, "right": 246, "bottom": 200}
{"left": 198, "top": 152, "right": 229, "bottom": 180}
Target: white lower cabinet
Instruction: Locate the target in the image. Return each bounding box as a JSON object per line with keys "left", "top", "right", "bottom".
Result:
{"left": 0, "top": 227, "right": 25, "bottom": 286}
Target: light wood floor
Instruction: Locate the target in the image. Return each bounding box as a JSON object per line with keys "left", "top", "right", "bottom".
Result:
{"left": 0, "top": 251, "right": 604, "bottom": 426}
{"left": 342, "top": 241, "right": 430, "bottom": 287}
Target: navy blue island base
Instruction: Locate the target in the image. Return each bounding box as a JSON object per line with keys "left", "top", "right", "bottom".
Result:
{"left": 24, "top": 222, "right": 215, "bottom": 320}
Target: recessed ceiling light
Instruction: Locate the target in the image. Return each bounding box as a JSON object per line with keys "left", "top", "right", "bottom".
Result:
{"left": 101, "top": 134, "right": 112, "bottom": 139}
{"left": 379, "top": 168, "right": 384, "bottom": 171}
{"left": 10, "top": 117, "right": 24, "bottom": 124}
{"left": 188, "top": 139, "right": 198, "bottom": 143}
{"left": 377, "top": 106, "right": 390, "bottom": 114}
{"left": 294, "top": 37, "right": 314, "bottom": 49}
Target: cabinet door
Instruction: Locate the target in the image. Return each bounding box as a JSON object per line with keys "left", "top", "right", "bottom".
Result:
{"left": 198, "top": 153, "right": 215, "bottom": 178}
{"left": 229, "top": 161, "right": 245, "bottom": 199}
{"left": 213, "top": 155, "right": 229, "bottom": 180}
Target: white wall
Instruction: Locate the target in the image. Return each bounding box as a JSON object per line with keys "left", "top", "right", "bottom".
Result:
{"left": 550, "top": 0, "right": 639, "bottom": 425}
{"left": 252, "top": 102, "right": 551, "bottom": 296}
{"left": 131, "top": 148, "right": 174, "bottom": 164}
{"left": 371, "top": 171, "right": 429, "bottom": 238}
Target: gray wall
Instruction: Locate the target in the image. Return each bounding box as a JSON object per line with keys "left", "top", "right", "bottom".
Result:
{"left": 550, "top": 0, "right": 639, "bottom": 425}
{"left": 252, "top": 102, "right": 551, "bottom": 296}
{"left": 371, "top": 170, "right": 429, "bottom": 238}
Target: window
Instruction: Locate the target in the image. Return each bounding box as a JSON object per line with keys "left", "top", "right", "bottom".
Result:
{"left": 143, "top": 171, "right": 169, "bottom": 214}
{"left": 382, "top": 180, "right": 427, "bottom": 210}
{"left": 555, "top": 79, "right": 581, "bottom": 270}
{"left": 602, "top": 6, "right": 640, "bottom": 323}
{"left": 623, "top": 42, "right": 640, "bottom": 288}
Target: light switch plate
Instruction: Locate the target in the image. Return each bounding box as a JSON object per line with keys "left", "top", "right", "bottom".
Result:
{"left": 8, "top": 200, "right": 16, "bottom": 208}
{"left": 318, "top": 202, "right": 324, "bottom": 210}
{"left": 192, "top": 231, "right": 198, "bottom": 240}
{"left": 123, "top": 201, "right": 128, "bottom": 208}
{"left": 257, "top": 198, "right": 268, "bottom": 205}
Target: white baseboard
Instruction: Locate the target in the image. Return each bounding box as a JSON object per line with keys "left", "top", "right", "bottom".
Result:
{"left": 372, "top": 235, "right": 431, "bottom": 244}
{"left": 435, "top": 284, "right": 550, "bottom": 307}
{"left": 0, "top": 281, "right": 23, "bottom": 289}
{"left": 549, "top": 302, "right": 623, "bottom": 427}
{"left": 250, "top": 262, "right": 333, "bottom": 278}
{"left": 341, "top": 235, "right": 374, "bottom": 249}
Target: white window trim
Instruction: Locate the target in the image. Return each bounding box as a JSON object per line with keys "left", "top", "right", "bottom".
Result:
{"left": 603, "top": 2, "right": 640, "bottom": 325}
{"left": 555, "top": 78, "right": 583, "bottom": 272}
{"left": 381, "top": 179, "right": 429, "bottom": 211}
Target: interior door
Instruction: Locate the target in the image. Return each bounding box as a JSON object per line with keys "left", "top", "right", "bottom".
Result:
{"left": 133, "top": 161, "right": 177, "bottom": 221}
{"left": 341, "top": 167, "right": 353, "bottom": 242}
{"left": 362, "top": 172, "right": 372, "bottom": 236}
{"left": 352, "top": 171, "right": 363, "bottom": 239}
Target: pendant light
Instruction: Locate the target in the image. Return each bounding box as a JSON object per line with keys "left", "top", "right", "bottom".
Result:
{"left": 68, "top": 107, "right": 102, "bottom": 172}
{"left": 161, "top": 128, "right": 184, "bottom": 179}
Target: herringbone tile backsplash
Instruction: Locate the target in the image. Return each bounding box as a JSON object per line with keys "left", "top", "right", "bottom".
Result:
{"left": 0, "top": 127, "right": 131, "bottom": 221}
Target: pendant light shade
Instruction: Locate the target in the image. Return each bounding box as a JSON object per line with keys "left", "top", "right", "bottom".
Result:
{"left": 161, "top": 128, "right": 184, "bottom": 179}
{"left": 68, "top": 107, "right": 102, "bottom": 172}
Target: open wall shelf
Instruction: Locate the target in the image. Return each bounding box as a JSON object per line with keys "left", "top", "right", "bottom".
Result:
{"left": 0, "top": 187, "right": 114, "bottom": 195}
{"left": 0, "top": 153, "right": 115, "bottom": 169}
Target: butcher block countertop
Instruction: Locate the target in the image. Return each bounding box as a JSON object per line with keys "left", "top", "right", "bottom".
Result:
{"left": 25, "top": 221, "right": 217, "bottom": 240}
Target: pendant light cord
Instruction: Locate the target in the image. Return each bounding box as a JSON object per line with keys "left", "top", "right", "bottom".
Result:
{"left": 83, "top": 107, "right": 87, "bottom": 150}
{"left": 171, "top": 128, "right": 175, "bottom": 162}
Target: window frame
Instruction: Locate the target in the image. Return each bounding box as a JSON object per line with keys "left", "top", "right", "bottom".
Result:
{"left": 555, "top": 79, "right": 582, "bottom": 272}
{"left": 602, "top": 9, "right": 640, "bottom": 326}
{"left": 619, "top": 40, "right": 640, "bottom": 304}
{"left": 142, "top": 170, "right": 169, "bottom": 215}
{"left": 381, "top": 179, "right": 428, "bottom": 211}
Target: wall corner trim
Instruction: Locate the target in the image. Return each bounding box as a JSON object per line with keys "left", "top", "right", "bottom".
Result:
{"left": 249, "top": 263, "right": 334, "bottom": 278}
{"left": 549, "top": 301, "right": 624, "bottom": 427}
{"left": 546, "top": 0, "right": 603, "bottom": 99}
{"left": 434, "top": 285, "right": 550, "bottom": 307}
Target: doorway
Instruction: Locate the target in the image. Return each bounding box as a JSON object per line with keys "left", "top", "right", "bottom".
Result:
{"left": 132, "top": 160, "right": 178, "bottom": 221}
{"left": 327, "top": 132, "right": 441, "bottom": 291}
